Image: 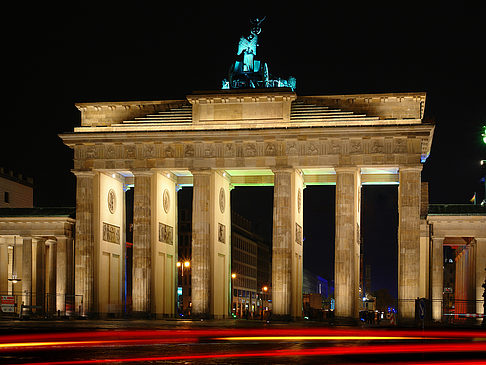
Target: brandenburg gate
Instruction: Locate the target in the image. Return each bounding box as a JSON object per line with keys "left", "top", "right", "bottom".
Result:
{"left": 60, "top": 89, "right": 434, "bottom": 320}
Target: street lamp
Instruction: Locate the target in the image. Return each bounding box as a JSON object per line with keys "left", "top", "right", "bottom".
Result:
{"left": 177, "top": 260, "right": 190, "bottom": 276}
{"left": 231, "top": 273, "right": 237, "bottom": 317}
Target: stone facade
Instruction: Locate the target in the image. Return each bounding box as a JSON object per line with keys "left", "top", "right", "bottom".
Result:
{"left": 61, "top": 89, "right": 434, "bottom": 319}
{"left": 0, "top": 209, "right": 75, "bottom": 316}
{"left": 423, "top": 205, "right": 486, "bottom": 322}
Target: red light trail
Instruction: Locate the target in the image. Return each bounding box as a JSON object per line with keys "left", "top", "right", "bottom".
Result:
{"left": 1, "top": 327, "right": 484, "bottom": 364}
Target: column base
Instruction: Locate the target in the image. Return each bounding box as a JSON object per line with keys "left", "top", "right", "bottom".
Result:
{"left": 130, "top": 311, "right": 155, "bottom": 319}
{"left": 333, "top": 316, "right": 360, "bottom": 326}
{"left": 191, "top": 312, "right": 213, "bottom": 320}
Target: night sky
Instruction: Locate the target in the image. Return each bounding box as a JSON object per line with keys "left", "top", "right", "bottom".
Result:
{"left": 2, "top": 4, "right": 485, "bottom": 298}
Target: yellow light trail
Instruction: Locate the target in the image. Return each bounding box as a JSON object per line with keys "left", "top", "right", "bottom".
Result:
{"left": 215, "top": 336, "right": 427, "bottom": 341}
{"left": 0, "top": 341, "right": 103, "bottom": 349}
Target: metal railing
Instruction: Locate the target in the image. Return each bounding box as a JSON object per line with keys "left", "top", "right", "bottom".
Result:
{"left": 0, "top": 292, "right": 83, "bottom": 318}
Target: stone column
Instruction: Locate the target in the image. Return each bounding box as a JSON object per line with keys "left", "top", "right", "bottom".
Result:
{"left": 74, "top": 171, "right": 95, "bottom": 316}
{"left": 22, "top": 237, "right": 32, "bottom": 307}
{"left": 431, "top": 237, "right": 444, "bottom": 321}
{"left": 398, "top": 166, "right": 422, "bottom": 320}
{"left": 191, "top": 169, "right": 212, "bottom": 318}
{"left": 334, "top": 167, "right": 361, "bottom": 319}
{"left": 271, "top": 168, "right": 304, "bottom": 319}
{"left": 475, "top": 238, "right": 486, "bottom": 318}
{"left": 46, "top": 239, "right": 57, "bottom": 314}
{"left": 65, "top": 237, "right": 75, "bottom": 314}
{"left": 132, "top": 171, "right": 153, "bottom": 315}
{"left": 34, "top": 238, "right": 46, "bottom": 313}
{"left": 0, "top": 238, "right": 8, "bottom": 294}
{"left": 56, "top": 237, "right": 67, "bottom": 313}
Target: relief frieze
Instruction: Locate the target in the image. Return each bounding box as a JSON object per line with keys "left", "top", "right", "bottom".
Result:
{"left": 164, "top": 145, "right": 175, "bottom": 158}
{"left": 244, "top": 143, "right": 257, "bottom": 157}
{"left": 224, "top": 143, "right": 235, "bottom": 157}
{"left": 103, "top": 222, "right": 120, "bottom": 244}
{"left": 265, "top": 142, "right": 276, "bottom": 156}
{"left": 306, "top": 142, "right": 319, "bottom": 155}
{"left": 184, "top": 144, "right": 194, "bottom": 157}
{"left": 159, "top": 222, "right": 173, "bottom": 244}
{"left": 286, "top": 141, "right": 298, "bottom": 155}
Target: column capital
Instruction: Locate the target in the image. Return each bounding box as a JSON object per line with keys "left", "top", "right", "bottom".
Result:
{"left": 72, "top": 169, "right": 95, "bottom": 177}
{"left": 399, "top": 165, "right": 423, "bottom": 172}
{"left": 334, "top": 166, "right": 360, "bottom": 174}
{"left": 271, "top": 167, "right": 296, "bottom": 174}
{"left": 131, "top": 169, "right": 154, "bottom": 177}
{"left": 190, "top": 168, "right": 212, "bottom": 176}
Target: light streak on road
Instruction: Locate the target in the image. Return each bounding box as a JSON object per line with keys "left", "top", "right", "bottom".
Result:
{"left": 215, "top": 335, "right": 428, "bottom": 341}
{"left": 13, "top": 341, "right": 486, "bottom": 365}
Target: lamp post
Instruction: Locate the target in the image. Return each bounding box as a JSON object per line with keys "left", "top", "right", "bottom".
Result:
{"left": 176, "top": 260, "right": 190, "bottom": 316}
{"left": 231, "top": 273, "right": 237, "bottom": 317}
{"left": 261, "top": 286, "right": 269, "bottom": 320}
{"left": 177, "top": 260, "right": 190, "bottom": 276}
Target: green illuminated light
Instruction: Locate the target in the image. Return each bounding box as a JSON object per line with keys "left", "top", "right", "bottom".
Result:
{"left": 482, "top": 125, "right": 486, "bottom": 144}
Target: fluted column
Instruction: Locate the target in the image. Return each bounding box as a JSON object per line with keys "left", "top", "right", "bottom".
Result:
{"left": 34, "top": 238, "right": 46, "bottom": 312}
{"left": 271, "top": 168, "right": 304, "bottom": 319}
{"left": 46, "top": 239, "right": 57, "bottom": 314}
{"left": 191, "top": 169, "right": 212, "bottom": 318}
{"left": 22, "top": 237, "right": 32, "bottom": 307}
{"left": 74, "top": 170, "right": 95, "bottom": 316}
{"left": 475, "top": 238, "right": 486, "bottom": 318}
{"left": 56, "top": 237, "right": 67, "bottom": 313}
{"left": 132, "top": 171, "right": 153, "bottom": 314}
{"left": 272, "top": 169, "right": 293, "bottom": 317}
{"left": 431, "top": 237, "right": 444, "bottom": 321}
{"left": 398, "top": 166, "right": 422, "bottom": 320}
{"left": 334, "top": 167, "right": 361, "bottom": 319}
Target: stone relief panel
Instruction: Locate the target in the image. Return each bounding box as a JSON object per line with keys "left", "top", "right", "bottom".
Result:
{"left": 162, "top": 189, "right": 170, "bottom": 213}
{"left": 164, "top": 145, "right": 175, "bottom": 158}
{"left": 297, "top": 188, "right": 302, "bottom": 214}
{"left": 244, "top": 143, "right": 257, "bottom": 157}
{"left": 103, "top": 222, "right": 120, "bottom": 244}
{"left": 393, "top": 138, "right": 407, "bottom": 153}
{"left": 184, "top": 144, "right": 194, "bottom": 157}
{"left": 265, "top": 142, "right": 276, "bottom": 156}
{"left": 224, "top": 143, "right": 235, "bottom": 157}
{"left": 371, "top": 139, "right": 384, "bottom": 153}
{"left": 219, "top": 187, "right": 225, "bottom": 214}
{"left": 106, "top": 145, "right": 116, "bottom": 159}
{"left": 159, "top": 222, "right": 173, "bottom": 244}
{"left": 86, "top": 146, "right": 96, "bottom": 159}
{"left": 295, "top": 223, "right": 303, "bottom": 245}
{"left": 125, "top": 145, "right": 136, "bottom": 159}
{"left": 306, "top": 142, "right": 319, "bottom": 155}
{"left": 350, "top": 140, "right": 362, "bottom": 154}
{"left": 107, "top": 188, "right": 116, "bottom": 214}
{"left": 218, "top": 223, "right": 226, "bottom": 243}
{"left": 144, "top": 144, "right": 155, "bottom": 158}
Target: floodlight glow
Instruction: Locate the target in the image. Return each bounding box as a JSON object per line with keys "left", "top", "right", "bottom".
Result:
{"left": 482, "top": 125, "right": 486, "bottom": 144}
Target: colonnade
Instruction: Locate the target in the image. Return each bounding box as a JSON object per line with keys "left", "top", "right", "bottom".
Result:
{"left": 73, "top": 164, "right": 423, "bottom": 320}
{"left": 0, "top": 232, "right": 74, "bottom": 315}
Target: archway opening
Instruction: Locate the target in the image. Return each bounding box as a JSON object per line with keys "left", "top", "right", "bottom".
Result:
{"left": 302, "top": 185, "right": 335, "bottom": 308}
{"left": 361, "top": 185, "right": 398, "bottom": 312}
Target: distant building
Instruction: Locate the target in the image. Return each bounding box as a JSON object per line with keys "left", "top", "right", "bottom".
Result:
{"left": 0, "top": 168, "right": 33, "bottom": 208}
{"left": 231, "top": 211, "right": 271, "bottom": 318}
{"left": 176, "top": 206, "right": 272, "bottom": 318}
{"left": 303, "top": 268, "right": 329, "bottom": 298}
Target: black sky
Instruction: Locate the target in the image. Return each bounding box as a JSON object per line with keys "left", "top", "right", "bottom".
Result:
{"left": 1, "top": 4, "right": 485, "bottom": 297}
